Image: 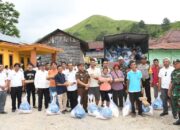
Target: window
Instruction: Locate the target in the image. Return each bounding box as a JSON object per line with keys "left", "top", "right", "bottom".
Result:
{"left": 9, "top": 54, "right": 13, "bottom": 67}
{"left": 0, "top": 54, "right": 3, "bottom": 64}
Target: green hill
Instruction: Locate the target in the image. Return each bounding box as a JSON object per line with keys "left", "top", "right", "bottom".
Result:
{"left": 65, "top": 15, "right": 180, "bottom": 41}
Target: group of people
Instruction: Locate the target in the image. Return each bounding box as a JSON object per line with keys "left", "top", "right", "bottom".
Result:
{"left": 0, "top": 56, "right": 179, "bottom": 125}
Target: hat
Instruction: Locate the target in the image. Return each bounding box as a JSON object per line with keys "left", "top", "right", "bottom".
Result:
{"left": 118, "top": 56, "right": 124, "bottom": 60}
{"left": 174, "top": 59, "right": 180, "bottom": 63}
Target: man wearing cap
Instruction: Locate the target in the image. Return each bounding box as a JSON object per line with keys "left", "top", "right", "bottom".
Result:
{"left": 137, "top": 55, "right": 151, "bottom": 104}
{"left": 168, "top": 59, "right": 180, "bottom": 125}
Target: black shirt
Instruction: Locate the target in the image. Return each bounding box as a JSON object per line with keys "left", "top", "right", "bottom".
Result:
{"left": 24, "top": 70, "right": 36, "bottom": 87}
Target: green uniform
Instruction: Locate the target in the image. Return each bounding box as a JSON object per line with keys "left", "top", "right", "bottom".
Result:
{"left": 171, "top": 69, "right": 180, "bottom": 113}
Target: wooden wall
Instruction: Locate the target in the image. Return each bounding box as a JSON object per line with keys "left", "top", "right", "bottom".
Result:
{"left": 38, "top": 32, "right": 84, "bottom": 64}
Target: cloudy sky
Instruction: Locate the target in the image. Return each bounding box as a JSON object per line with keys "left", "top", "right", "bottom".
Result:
{"left": 4, "top": 0, "right": 180, "bottom": 43}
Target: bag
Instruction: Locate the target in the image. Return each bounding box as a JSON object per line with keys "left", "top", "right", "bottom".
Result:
{"left": 46, "top": 92, "right": 60, "bottom": 116}
{"left": 142, "top": 105, "right": 153, "bottom": 115}
{"left": 96, "top": 105, "right": 113, "bottom": 120}
{"left": 122, "top": 96, "right": 131, "bottom": 117}
{"left": 18, "top": 94, "right": 32, "bottom": 114}
{"left": 71, "top": 96, "right": 86, "bottom": 119}
{"left": 152, "top": 94, "right": 163, "bottom": 110}
{"left": 109, "top": 93, "right": 119, "bottom": 117}
{"left": 87, "top": 94, "right": 100, "bottom": 117}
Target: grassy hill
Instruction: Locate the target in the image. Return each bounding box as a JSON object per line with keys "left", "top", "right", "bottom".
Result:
{"left": 65, "top": 15, "right": 180, "bottom": 41}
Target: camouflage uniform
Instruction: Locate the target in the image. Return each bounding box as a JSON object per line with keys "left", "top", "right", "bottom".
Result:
{"left": 171, "top": 69, "right": 180, "bottom": 117}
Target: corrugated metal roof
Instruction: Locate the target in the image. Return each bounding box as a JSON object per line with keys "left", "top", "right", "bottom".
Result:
{"left": 149, "top": 42, "right": 180, "bottom": 49}
{"left": 0, "top": 33, "right": 22, "bottom": 44}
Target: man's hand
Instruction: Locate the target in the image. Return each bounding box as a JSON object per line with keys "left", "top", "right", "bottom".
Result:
{"left": 168, "top": 89, "right": 172, "bottom": 97}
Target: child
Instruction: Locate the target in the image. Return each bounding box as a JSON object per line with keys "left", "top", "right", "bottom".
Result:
{"left": 99, "top": 67, "right": 112, "bottom": 106}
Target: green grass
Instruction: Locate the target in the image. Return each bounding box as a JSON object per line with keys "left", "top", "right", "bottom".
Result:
{"left": 65, "top": 15, "right": 180, "bottom": 41}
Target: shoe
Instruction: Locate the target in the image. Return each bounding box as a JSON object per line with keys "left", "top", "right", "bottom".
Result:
{"left": 160, "top": 112, "right": 168, "bottom": 116}
{"left": 0, "top": 111, "right": 7, "bottom": 114}
{"left": 61, "top": 110, "right": 66, "bottom": 114}
{"left": 131, "top": 112, "right": 136, "bottom": 117}
{"left": 12, "top": 110, "right": 16, "bottom": 112}
{"left": 138, "top": 113, "right": 145, "bottom": 117}
{"left": 38, "top": 108, "right": 42, "bottom": 111}
{"left": 173, "top": 120, "right": 180, "bottom": 125}
{"left": 33, "top": 106, "right": 37, "bottom": 109}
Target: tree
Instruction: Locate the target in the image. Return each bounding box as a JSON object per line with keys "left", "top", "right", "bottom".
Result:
{"left": 161, "top": 17, "right": 170, "bottom": 31}
{"left": 138, "top": 20, "right": 145, "bottom": 28}
{"left": 0, "top": 0, "right": 20, "bottom": 37}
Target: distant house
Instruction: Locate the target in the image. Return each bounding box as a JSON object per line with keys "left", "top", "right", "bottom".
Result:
{"left": 36, "top": 29, "right": 89, "bottom": 64}
{"left": 0, "top": 33, "right": 62, "bottom": 68}
{"left": 149, "top": 30, "right": 180, "bottom": 64}
{"left": 86, "top": 41, "right": 104, "bottom": 64}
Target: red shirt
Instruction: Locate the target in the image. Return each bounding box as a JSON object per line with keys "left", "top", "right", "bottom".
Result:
{"left": 151, "top": 65, "right": 160, "bottom": 86}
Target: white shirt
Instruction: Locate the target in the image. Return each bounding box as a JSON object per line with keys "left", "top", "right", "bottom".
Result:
{"left": 159, "top": 66, "right": 174, "bottom": 89}
{"left": 0, "top": 71, "right": 7, "bottom": 91}
{"left": 63, "top": 69, "right": 69, "bottom": 75}
{"left": 65, "top": 70, "right": 77, "bottom": 91}
{"left": 34, "top": 70, "right": 49, "bottom": 89}
{"left": 87, "top": 67, "right": 101, "bottom": 87}
{"left": 8, "top": 70, "right": 25, "bottom": 87}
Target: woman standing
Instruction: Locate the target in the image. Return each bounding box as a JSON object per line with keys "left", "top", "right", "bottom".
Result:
{"left": 110, "top": 64, "right": 124, "bottom": 108}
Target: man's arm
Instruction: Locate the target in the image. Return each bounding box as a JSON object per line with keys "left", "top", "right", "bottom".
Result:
{"left": 77, "top": 79, "right": 88, "bottom": 88}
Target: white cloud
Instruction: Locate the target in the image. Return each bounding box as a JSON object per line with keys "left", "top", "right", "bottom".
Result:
{"left": 4, "top": 0, "right": 180, "bottom": 42}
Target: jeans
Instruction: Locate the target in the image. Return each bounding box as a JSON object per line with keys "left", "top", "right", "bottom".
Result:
{"left": 58, "top": 92, "right": 67, "bottom": 112}
{"left": 26, "top": 84, "right": 36, "bottom": 107}
{"left": 142, "top": 78, "right": 151, "bottom": 104}
{"left": 67, "top": 90, "right": 78, "bottom": 109}
{"left": 10, "top": 87, "right": 22, "bottom": 110}
{"left": 161, "top": 88, "right": 169, "bottom": 113}
{"left": 129, "top": 92, "right": 142, "bottom": 114}
{"left": 0, "top": 91, "right": 7, "bottom": 112}
{"left": 153, "top": 85, "right": 159, "bottom": 99}
{"left": 112, "top": 89, "right": 124, "bottom": 107}
{"left": 49, "top": 87, "right": 59, "bottom": 105}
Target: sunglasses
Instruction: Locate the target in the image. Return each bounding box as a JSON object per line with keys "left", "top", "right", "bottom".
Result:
{"left": 165, "top": 72, "right": 167, "bottom": 76}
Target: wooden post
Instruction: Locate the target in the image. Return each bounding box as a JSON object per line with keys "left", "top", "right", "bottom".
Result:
{"left": 51, "top": 52, "right": 57, "bottom": 63}
{"left": 30, "top": 48, "right": 37, "bottom": 66}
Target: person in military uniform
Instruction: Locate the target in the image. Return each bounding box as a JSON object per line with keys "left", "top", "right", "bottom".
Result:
{"left": 168, "top": 59, "right": 180, "bottom": 125}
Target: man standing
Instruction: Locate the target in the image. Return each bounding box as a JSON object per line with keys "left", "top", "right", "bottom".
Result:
{"left": 127, "top": 61, "right": 143, "bottom": 117}
{"left": 168, "top": 59, "right": 180, "bottom": 125}
{"left": 76, "top": 63, "right": 90, "bottom": 111}
{"left": 151, "top": 59, "right": 160, "bottom": 99}
{"left": 24, "top": 63, "right": 36, "bottom": 108}
{"left": 66, "top": 63, "right": 78, "bottom": 110}
{"left": 8, "top": 63, "right": 25, "bottom": 112}
{"left": 0, "top": 64, "right": 8, "bottom": 114}
{"left": 159, "top": 58, "right": 174, "bottom": 116}
{"left": 55, "top": 65, "right": 68, "bottom": 113}
{"left": 87, "top": 58, "right": 101, "bottom": 105}
{"left": 137, "top": 56, "right": 151, "bottom": 104}
{"left": 34, "top": 63, "right": 49, "bottom": 111}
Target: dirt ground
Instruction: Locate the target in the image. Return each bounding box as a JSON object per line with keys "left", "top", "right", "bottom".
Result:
{"left": 0, "top": 95, "right": 179, "bottom": 130}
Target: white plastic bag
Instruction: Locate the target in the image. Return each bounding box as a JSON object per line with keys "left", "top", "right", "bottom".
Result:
{"left": 71, "top": 96, "right": 86, "bottom": 119}
{"left": 152, "top": 94, "right": 163, "bottom": 110}
{"left": 46, "top": 93, "right": 60, "bottom": 116}
{"left": 109, "top": 93, "right": 119, "bottom": 117}
{"left": 87, "top": 94, "right": 100, "bottom": 117}
{"left": 96, "top": 105, "right": 113, "bottom": 120}
{"left": 122, "top": 96, "right": 131, "bottom": 117}
{"left": 142, "top": 105, "right": 153, "bottom": 115}
{"left": 18, "top": 94, "right": 32, "bottom": 114}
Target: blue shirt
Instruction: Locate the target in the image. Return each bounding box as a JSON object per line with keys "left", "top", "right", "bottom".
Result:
{"left": 55, "top": 73, "right": 67, "bottom": 94}
{"left": 127, "top": 70, "right": 142, "bottom": 92}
